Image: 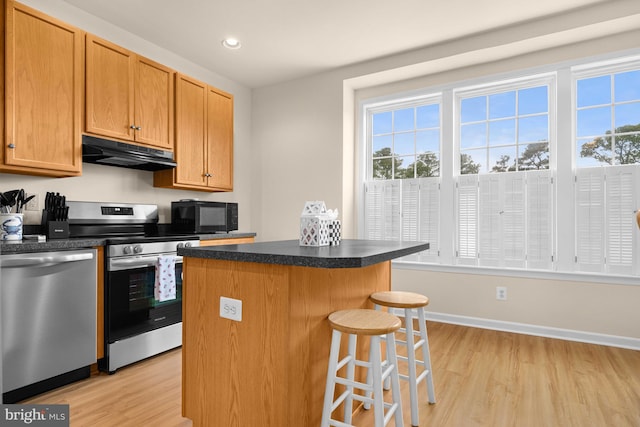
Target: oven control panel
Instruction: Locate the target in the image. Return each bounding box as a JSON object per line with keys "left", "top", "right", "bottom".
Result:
{"left": 107, "top": 240, "right": 200, "bottom": 257}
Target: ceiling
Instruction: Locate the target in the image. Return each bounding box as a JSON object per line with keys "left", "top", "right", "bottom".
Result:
{"left": 62, "top": 0, "right": 609, "bottom": 89}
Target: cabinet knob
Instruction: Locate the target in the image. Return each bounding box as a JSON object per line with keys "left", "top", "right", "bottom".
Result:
{"left": 130, "top": 125, "right": 136, "bottom": 129}
{"left": 135, "top": 126, "right": 142, "bottom": 131}
{"left": 8, "top": 143, "right": 15, "bottom": 149}
{"left": 204, "top": 173, "right": 212, "bottom": 177}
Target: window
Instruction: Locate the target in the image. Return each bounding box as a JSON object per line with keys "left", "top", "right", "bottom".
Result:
{"left": 454, "top": 77, "right": 554, "bottom": 269}
{"left": 361, "top": 53, "right": 640, "bottom": 278}
{"left": 575, "top": 65, "right": 640, "bottom": 167}
{"left": 365, "top": 97, "right": 441, "bottom": 262}
{"left": 458, "top": 83, "right": 550, "bottom": 174}
{"left": 371, "top": 100, "right": 441, "bottom": 179}
{"left": 573, "top": 60, "right": 640, "bottom": 276}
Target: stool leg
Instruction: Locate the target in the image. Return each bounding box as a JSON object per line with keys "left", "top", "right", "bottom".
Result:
{"left": 363, "top": 338, "right": 374, "bottom": 411}
{"left": 373, "top": 304, "right": 392, "bottom": 391}
{"left": 344, "top": 333, "right": 357, "bottom": 425}
{"left": 386, "top": 332, "right": 404, "bottom": 427}
{"left": 404, "top": 308, "right": 420, "bottom": 426}
{"left": 417, "top": 307, "right": 436, "bottom": 404}
{"left": 370, "top": 335, "right": 385, "bottom": 427}
{"left": 321, "top": 329, "right": 342, "bottom": 427}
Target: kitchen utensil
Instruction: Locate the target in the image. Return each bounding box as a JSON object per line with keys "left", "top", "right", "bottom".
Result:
{"left": 15, "top": 189, "right": 25, "bottom": 213}
{"left": 19, "top": 195, "right": 35, "bottom": 213}
{"left": 2, "top": 190, "right": 20, "bottom": 213}
{"left": 0, "top": 192, "right": 10, "bottom": 213}
{"left": 43, "top": 191, "right": 68, "bottom": 221}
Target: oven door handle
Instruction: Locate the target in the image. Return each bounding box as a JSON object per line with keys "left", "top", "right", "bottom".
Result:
{"left": 108, "top": 255, "right": 183, "bottom": 271}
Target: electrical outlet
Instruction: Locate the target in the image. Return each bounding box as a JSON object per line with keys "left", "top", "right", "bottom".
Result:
{"left": 220, "top": 296, "right": 242, "bottom": 321}
{"left": 25, "top": 193, "right": 39, "bottom": 211}
{"left": 496, "top": 286, "right": 507, "bottom": 301}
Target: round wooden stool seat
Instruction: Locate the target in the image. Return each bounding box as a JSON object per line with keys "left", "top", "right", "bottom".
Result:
{"left": 370, "top": 291, "right": 430, "bottom": 309}
{"left": 328, "top": 309, "right": 401, "bottom": 336}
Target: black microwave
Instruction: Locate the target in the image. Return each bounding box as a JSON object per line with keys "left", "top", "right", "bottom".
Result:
{"left": 171, "top": 201, "right": 238, "bottom": 233}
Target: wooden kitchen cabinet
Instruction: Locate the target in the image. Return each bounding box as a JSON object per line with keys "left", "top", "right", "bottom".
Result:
{"left": 207, "top": 86, "right": 234, "bottom": 190}
{"left": 85, "top": 34, "right": 174, "bottom": 151}
{"left": 154, "top": 73, "right": 233, "bottom": 192}
{"left": 1, "top": 0, "right": 83, "bottom": 177}
{"left": 199, "top": 236, "right": 254, "bottom": 246}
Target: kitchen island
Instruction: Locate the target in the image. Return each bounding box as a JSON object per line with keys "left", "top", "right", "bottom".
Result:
{"left": 178, "top": 239, "right": 429, "bottom": 427}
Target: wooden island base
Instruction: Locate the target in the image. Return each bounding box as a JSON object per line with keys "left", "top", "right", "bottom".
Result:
{"left": 182, "top": 257, "right": 391, "bottom": 427}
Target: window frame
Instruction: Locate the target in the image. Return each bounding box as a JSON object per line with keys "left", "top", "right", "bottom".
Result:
{"left": 358, "top": 51, "right": 640, "bottom": 285}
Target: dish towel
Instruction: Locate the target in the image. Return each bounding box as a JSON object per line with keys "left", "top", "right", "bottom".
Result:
{"left": 155, "top": 254, "right": 176, "bottom": 302}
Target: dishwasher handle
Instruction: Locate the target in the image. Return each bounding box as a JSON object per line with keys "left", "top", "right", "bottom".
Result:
{"left": 1, "top": 252, "right": 95, "bottom": 268}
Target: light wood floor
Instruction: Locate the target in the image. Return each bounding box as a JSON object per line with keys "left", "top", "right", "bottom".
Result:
{"left": 24, "top": 322, "right": 640, "bottom": 426}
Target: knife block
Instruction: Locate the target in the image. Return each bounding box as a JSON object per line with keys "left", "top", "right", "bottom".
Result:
{"left": 41, "top": 210, "right": 69, "bottom": 239}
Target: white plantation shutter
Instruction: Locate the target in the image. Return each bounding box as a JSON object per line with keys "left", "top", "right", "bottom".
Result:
{"left": 526, "top": 170, "right": 553, "bottom": 270}
{"left": 458, "top": 172, "right": 549, "bottom": 269}
{"left": 401, "top": 179, "right": 420, "bottom": 241}
{"left": 364, "top": 180, "right": 401, "bottom": 240}
{"left": 501, "top": 173, "right": 526, "bottom": 268}
{"left": 575, "top": 168, "right": 605, "bottom": 272}
{"left": 400, "top": 178, "right": 440, "bottom": 262}
{"left": 477, "top": 173, "right": 527, "bottom": 268}
{"left": 364, "top": 181, "right": 385, "bottom": 240}
{"left": 418, "top": 177, "right": 440, "bottom": 262}
{"left": 478, "top": 175, "right": 502, "bottom": 267}
{"left": 456, "top": 175, "right": 478, "bottom": 265}
{"left": 605, "top": 165, "right": 637, "bottom": 275}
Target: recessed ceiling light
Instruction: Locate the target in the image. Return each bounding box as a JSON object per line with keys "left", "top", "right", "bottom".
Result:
{"left": 222, "top": 38, "right": 241, "bottom": 50}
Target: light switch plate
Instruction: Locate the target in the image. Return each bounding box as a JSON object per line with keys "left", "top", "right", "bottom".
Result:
{"left": 220, "top": 296, "right": 242, "bottom": 322}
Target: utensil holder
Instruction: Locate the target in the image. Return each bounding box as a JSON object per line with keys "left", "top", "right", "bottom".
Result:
{"left": 45, "top": 221, "right": 69, "bottom": 239}
{"left": 1, "top": 213, "right": 23, "bottom": 241}
{"left": 41, "top": 210, "right": 69, "bottom": 239}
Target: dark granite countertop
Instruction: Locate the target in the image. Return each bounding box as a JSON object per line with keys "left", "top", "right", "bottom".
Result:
{"left": 178, "top": 239, "right": 429, "bottom": 268}
{"left": 0, "top": 237, "right": 107, "bottom": 254}
{"left": 0, "top": 232, "right": 256, "bottom": 254}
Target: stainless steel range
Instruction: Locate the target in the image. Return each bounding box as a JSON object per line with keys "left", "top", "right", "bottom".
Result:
{"left": 68, "top": 201, "right": 200, "bottom": 373}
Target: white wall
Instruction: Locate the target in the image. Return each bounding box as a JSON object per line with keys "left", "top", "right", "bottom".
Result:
{"left": 1, "top": 0, "right": 253, "bottom": 228}
{"left": 252, "top": 0, "right": 640, "bottom": 344}
{"left": 4, "top": 0, "right": 639, "bottom": 345}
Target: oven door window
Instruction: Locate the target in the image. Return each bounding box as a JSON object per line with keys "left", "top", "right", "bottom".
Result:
{"left": 107, "top": 261, "right": 183, "bottom": 342}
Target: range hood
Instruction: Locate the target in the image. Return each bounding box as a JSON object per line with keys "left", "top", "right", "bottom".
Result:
{"left": 82, "top": 135, "right": 177, "bottom": 171}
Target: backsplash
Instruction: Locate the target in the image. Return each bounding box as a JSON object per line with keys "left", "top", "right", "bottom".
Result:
{"left": 1, "top": 163, "right": 236, "bottom": 225}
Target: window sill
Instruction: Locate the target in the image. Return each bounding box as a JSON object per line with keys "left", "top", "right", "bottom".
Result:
{"left": 392, "top": 260, "right": 639, "bottom": 287}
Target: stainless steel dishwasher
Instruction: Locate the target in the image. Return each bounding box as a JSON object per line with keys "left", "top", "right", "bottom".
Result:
{"left": 1, "top": 249, "right": 97, "bottom": 403}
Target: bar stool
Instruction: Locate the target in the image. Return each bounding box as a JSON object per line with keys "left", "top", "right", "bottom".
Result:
{"left": 369, "top": 291, "right": 436, "bottom": 427}
{"left": 321, "top": 309, "right": 404, "bottom": 427}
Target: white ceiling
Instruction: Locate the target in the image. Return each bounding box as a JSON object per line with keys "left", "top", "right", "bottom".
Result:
{"left": 62, "top": 0, "right": 608, "bottom": 88}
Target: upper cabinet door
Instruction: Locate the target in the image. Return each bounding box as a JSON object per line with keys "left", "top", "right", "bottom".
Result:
{"left": 173, "top": 73, "right": 208, "bottom": 187}
{"left": 134, "top": 56, "right": 174, "bottom": 150}
{"left": 153, "top": 74, "right": 234, "bottom": 192}
{"left": 207, "top": 87, "right": 233, "bottom": 191}
{"left": 85, "top": 34, "right": 135, "bottom": 142}
{"left": 3, "top": 1, "right": 83, "bottom": 175}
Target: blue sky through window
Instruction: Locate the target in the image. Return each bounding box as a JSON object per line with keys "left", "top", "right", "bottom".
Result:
{"left": 371, "top": 100, "right": 441, "bottom": 179}
{"left": 576, "top": 69, "right": 640, "bottom": 167}
{"left": 460, "top": 84, "right": 549, "bottom": 173}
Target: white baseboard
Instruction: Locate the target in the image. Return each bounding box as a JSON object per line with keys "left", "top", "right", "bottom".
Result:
{"left": 389, "top": 309, "right": 640, "bottom": 351}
